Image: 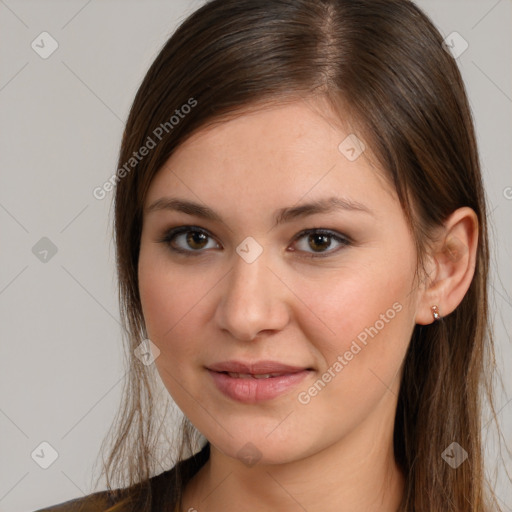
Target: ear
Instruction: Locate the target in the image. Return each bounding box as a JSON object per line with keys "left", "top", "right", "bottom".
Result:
{"left": 415, "top": 207, "right": 479, "bottom": 325}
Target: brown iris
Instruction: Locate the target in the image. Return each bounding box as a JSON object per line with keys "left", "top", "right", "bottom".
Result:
{"left": 186, "top": 231, "right": 209, "bottom": 250}
{"left": 308, "top": 233, "right": 331, "bottom": 252}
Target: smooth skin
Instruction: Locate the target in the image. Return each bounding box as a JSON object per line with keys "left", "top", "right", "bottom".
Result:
{"left": 138, "top": 97, "right": 478, "bottom": 512}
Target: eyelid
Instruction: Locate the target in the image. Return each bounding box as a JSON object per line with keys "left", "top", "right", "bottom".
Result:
{"left": 159, "top": 225, "right": 351, "bottom": 258}
{"left": 158, "top": 225, "right": 220, "bottom": 255}
{"left": 290, "top": 228, "right": 351, "bottom": 258}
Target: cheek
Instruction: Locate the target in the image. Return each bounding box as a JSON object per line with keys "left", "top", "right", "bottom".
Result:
{"left": 294, "top": 261, "right": 411, "bottom": 348}
{"left": 291, "top": 256, "right": 415, "bottom": 404}
{"left": 138, "top": 250, "right": 221, "bottom": 368}
{"left": 138, "top": 252, "right": 222, "bottom": 429}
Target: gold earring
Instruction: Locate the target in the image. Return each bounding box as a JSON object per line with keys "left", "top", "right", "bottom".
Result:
{"left": 431, "top": 305, "right": 441, "bottom": 321}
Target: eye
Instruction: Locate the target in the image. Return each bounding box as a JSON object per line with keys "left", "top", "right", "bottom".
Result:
{"left": 290, "top": 228, "right": 351, "bottom": 258}
{"left": 159, "top": 226, "right": 351, "bottom": 258}
{"left": 159, "top": 226, "right": 220, "bottom": 255}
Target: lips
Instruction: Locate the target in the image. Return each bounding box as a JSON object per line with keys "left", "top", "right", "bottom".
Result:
{"left": 207, "top": 360, "right": 313, "bottom": 403}
{"left": 208, "top": 360, "right": 309, "bottom": 375}
{"left": 226, "top": 372, "right": 288, "bottom": 379}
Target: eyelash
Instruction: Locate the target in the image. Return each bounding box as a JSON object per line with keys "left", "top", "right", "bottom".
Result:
{"left": 158, "top": 225, "right": 352, "bottom": 259}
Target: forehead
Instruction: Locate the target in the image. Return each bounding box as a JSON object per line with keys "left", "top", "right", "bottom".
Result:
{"left": 145, "top": 99, "right": 397, "bottom": 218}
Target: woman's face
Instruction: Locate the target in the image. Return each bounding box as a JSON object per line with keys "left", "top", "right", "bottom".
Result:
{"left": 138, "top": 98, "right": 423, "bottom": 465}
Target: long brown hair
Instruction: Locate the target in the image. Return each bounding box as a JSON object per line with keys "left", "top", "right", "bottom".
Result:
{"left": 93, "top": 0, "right": 505, "bottom": 510}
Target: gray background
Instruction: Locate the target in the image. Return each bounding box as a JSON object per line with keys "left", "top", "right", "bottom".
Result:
{"left": 0, "top": 1, "right": 510, "bottom": 511}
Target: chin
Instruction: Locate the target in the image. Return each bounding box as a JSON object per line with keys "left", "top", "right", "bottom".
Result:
{"left": 204, "top": 426, "right": 322, "bottom": 468}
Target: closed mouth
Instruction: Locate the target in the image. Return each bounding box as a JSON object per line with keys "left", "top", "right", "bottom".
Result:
{"left": 207, "top": 360, "right": 313, "bottom": 375}
{"left": 223, "top": 372, "right": 294, "bottom": 379}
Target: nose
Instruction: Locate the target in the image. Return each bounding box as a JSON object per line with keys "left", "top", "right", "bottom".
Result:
{"left": 214, "top": 248, "right": 291, "bottom": 342}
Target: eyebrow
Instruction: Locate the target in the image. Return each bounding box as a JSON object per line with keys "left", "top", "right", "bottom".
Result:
{"left": 145, "top": 195, "right": 374, "bottom": 228}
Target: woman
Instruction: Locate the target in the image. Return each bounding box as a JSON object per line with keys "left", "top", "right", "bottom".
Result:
{"left": 35, "top": 0, "right": 505, "bottom": 510}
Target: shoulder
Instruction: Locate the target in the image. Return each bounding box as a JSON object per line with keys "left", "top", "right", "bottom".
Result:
{"left": 31, "top": 488, "right": 121, "bottom": 511}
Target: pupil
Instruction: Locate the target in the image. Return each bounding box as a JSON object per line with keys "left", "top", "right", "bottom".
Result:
{"left": 309, "top": 234, "right": 330, "bottom": 252}
{"left": 187, "top": 231, "right": 207, "bottom": 249}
